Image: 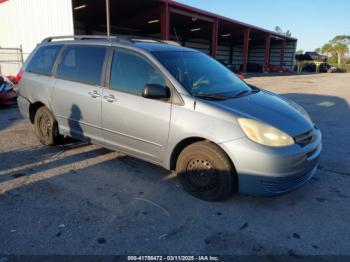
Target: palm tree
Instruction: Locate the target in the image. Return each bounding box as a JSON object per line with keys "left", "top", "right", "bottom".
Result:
{"left": 321, "top": 43, "right": 334, "bottom": 57}
{"left": 319, "top": 35, "right": 350, "bottom": 66}
{"left": 333, "top": 43, "right": 349, "bottom": 66}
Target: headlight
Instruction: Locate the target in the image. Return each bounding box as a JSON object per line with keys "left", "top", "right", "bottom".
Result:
{"left": 238, "top": 118, "right": 294, "bottom": 147}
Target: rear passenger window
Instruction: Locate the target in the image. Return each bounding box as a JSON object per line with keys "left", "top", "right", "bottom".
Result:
{"left": 26, "top": 45, "right": 62, "bottom": 75}
{"left": 57, "top": 45, "right": 107, "bottom": 86}
{"left": 110, "top": 49, "right": 166, "bottom": 95}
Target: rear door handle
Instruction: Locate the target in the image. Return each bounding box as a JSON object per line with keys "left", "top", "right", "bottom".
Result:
{"left": 88, "top": 90, "right": 101, "bottom": 98}
{"left": 103, "top": 94, "right": 116, "bottom": 103}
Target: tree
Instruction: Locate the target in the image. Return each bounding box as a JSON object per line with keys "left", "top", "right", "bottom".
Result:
{"left": 321, "top": 43, "right": 334, "bottom": 57}
{"left": 333, "top": 43, "right": 349, "bottom": 66}
{"left": 330, "top": 35, "right": 350, "bottom": 45}
{"left": 275, "top": 26, "right": 283, "bottom": 34}
{"left": 274, "top": 26, "right": 292, "bottom": 36}
{"left": 296, "top": 50, "right": 304, "bottom": 54}
{"left": 314, "top": 48, "right": 321, "bottom": 53}
{"left": 319, "top": 36, "right": 350, "bottom": 66}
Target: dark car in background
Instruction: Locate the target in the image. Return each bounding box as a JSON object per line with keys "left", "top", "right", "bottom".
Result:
{"left": 319, "top": 63, "right": 337, "bottom": 73}
{"left": 0, "top": 76, "right": 19, "bottom": 106}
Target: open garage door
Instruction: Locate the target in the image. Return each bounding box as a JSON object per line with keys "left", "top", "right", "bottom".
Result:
{"left": 71, "top": 0, "right": 297, "bottom": 73}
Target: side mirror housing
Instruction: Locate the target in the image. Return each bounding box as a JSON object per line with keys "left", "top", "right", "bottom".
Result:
{"left": 142, "top": 84, "right": 170, "bottom": 99}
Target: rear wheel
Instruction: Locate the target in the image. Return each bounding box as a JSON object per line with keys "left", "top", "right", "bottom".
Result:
{"left": 34, "top": 106, "right": 61, "bottom": 146}
{"left": 176, "top": 141, "right": 236, "bottom": 201}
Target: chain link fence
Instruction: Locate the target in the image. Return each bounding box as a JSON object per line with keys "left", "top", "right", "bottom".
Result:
{"left": 0, "top": 46, "right": 24, "bottom": 76}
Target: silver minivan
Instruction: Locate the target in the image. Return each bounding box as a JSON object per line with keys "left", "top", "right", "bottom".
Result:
{"left": 17, "top": 36, "right": 322, "bottom": 201}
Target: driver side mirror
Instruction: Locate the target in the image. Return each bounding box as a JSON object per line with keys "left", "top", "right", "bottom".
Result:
{"left": 142, "top": 84, "right": 170, "bottom": 100}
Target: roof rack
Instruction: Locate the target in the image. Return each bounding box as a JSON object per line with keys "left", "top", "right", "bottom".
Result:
{"left": 41, "top": 35, "right": 181, "bottom": 46}
{"left": 41, "top": 35, "right": 132, "bottom": 44}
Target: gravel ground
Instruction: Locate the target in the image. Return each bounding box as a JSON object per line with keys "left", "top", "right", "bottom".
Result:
{"left": 0, "top": 73, "right": 349, "bottom": 255}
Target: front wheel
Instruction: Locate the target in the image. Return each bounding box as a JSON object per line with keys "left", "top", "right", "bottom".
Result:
{"left": 176, "top": 141, "right": 236, "bottom": 201}
{"left": 34, "top": 106, "right": 62, "bottom": 146}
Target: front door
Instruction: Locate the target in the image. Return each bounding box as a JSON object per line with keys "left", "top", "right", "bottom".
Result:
{"left": 101, "top": 48, "right": 172, "bottom": 163}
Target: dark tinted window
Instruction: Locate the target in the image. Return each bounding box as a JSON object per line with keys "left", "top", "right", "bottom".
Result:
{"left": 110, "top": 49, "right": 165, "bottom": 95}
{"left": 57, "top": 45, "right": 107, "bottom": 86}
{"left": 26, "top": 45, "right": 62, "bottom": 75}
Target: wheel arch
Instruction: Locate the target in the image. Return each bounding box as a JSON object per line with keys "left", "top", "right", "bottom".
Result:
{"left": 29, "top": 101, "right": 46, "bottom": 124}
{"left": 169, "top": 137, "right": 236, "bottom": 172}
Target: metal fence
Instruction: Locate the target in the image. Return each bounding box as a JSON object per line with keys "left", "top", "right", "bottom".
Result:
{"left": 0, "top": 46, "right": 24, "bottom": 76}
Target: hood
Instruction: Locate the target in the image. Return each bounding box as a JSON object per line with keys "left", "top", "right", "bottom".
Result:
{"left": 205, "top": 90, "right": 314, "bottom": 137}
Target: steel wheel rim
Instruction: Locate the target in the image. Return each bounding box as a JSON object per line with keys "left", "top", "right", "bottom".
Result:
{"left": 38, "top": 114, "right": 52, "bottom": 139}
{"left": 186, "top": 158, "right": 218, "bottom": 191}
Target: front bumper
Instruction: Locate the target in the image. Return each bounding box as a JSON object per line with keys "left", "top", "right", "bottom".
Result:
{"left": 220, "top": 128, "right": 322, "bottom": 196}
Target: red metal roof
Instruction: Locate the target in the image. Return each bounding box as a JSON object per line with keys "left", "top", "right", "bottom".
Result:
{"left": 161, "top": 0, "right": 297, "bottom": 41}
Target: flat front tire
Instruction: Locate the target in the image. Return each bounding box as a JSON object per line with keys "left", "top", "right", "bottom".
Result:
{"left": 34, "top": 106, "right": 61, "bottom": 146}
{"left": 176, "top": 141, "right": 236, "bottom": 201}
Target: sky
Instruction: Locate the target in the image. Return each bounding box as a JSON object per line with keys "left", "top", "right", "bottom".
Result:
{"left": 176, "top": 0, "right": 350, "bottom": 52}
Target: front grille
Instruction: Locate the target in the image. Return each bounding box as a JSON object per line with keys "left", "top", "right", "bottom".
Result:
{"left": 294, "top": 130, "right": 315, "bottom": 147}
{"left": 262, "top": 167, "right": 316, "bottom": 194}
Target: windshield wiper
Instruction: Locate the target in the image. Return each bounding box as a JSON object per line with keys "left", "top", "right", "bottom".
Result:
{"left": 194, "top": 94, "right": 228, "bottom": 100}
{"left": 233, "top": 90, "right": 251, "bottom": 97}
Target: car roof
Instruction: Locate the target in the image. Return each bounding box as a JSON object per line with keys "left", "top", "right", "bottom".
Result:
{"left": 133, "top": 42, "right": 195, "bottom": 52}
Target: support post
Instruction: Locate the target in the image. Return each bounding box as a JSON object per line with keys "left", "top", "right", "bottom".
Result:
{"left": 242, "top": 28, "right": 250, "bottom": 73}
{"left": 280, "top": 38, "right": 286, "bottom": 68}
{"left": 264, "top": 33, "right": 271, "bottom": 72}
{"left": 19, "top": 44, "right": 24, "bottom": 65}
{"left": 106, "top": 0, "right": 111, "bottom": 36}
{"left": 161, "top": 2, "right": 170, "bottom": 40}
{"left": 210, "top": 18, "right": 219, "bottom": 57}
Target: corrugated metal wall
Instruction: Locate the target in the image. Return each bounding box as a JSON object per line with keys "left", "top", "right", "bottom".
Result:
{"left": 182, "top": 37, "right": 297, "bottom": 70}
{"left": 247, "top": 42, "right": 295, "bottom": 69}
{"left": 284, "top": 41, "right": 297, "bottom": 68}
{"left": 185, "top": 40, "right": 211, "bottom": 55}
{"left": 184, "top": 41, "right": 295, "bottom": 70}
{"left": 232, "top": 45, "right": 243, "bottom": 67}
{"left": 269, "top": 43, "right": 282, "bottom": 66}
{"left": 248, "top": 45, "right": 265, "bottom": 66}
{"left": 0, "top": 0, "right": 74, "bottom": 75}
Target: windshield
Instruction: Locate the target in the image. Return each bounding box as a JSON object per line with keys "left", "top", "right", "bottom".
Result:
{"left": 152, "top": 51, "right": 252, "bottom": 98}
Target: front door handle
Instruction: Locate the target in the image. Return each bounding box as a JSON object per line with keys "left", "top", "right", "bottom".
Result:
{"left": 103, "top": 94, "right": 116, "bottom": 103}
{"left": 88, "top": 90, "right": 101, "bottom": 98}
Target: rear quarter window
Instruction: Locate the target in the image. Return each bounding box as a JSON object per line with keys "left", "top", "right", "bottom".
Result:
{"left": 57, "top": 45, "right": 107, "bottom": 86}
{"left": 26, "top": 45, "right": 62, "bottom": 75}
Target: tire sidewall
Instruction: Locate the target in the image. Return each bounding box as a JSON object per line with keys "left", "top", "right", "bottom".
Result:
{"left": 176, "top": 142, "right": 234, "bottom": 201}
{"left": 34, "top": 107, "right": 59, "bottom": 146}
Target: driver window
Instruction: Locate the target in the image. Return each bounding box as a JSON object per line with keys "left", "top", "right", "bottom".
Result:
{"left": 110, "top": 49, "right": 166, "bottom": 95}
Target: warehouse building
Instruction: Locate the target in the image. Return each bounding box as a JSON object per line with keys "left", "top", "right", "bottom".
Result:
{"left": 0, "top": 0, "right": 297, "bottom": 75}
